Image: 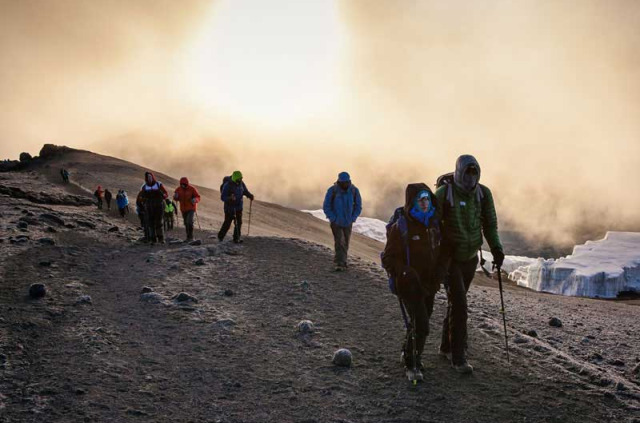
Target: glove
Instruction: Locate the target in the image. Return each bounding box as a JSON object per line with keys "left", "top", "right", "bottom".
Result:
{"left": 191, "top": 198, "right": 197, "bottom": 205}
{"left": 249, "top": 194, "right": 255, "bottom": 201}
{"left": 491, "top": 248, "right": 505, "bottom": 268}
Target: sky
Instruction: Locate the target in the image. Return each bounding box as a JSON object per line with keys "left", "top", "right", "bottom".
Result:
{"left": 1, "top": 0, "right": 639, "bottom": 247}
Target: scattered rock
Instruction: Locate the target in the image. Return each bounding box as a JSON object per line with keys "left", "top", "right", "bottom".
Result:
{"left": 39, "top": 260, "right": 52, "bottom": 267}
{"left": 548, "top": 317, "right": 563, "bottom": 328}
{"left": 526, "top": 330, "right": 538, "bottom": 338}
{"left": 45, "top": 226, "right": 57, "bottom": 233}
{"left": 297, "top": 320, "right": 314, "bottom": 334}
{"left": 140, "top": 292, "right": 165, "bottom": 304}
{"left": 40, "top": 213, "right": 65, "bottom": 226}
{"left": 632, "top": 363, "right": 640, "bottom": 375}
{"left": 141, "top": 286, "right": 154, "bottom": 294}
{"left": 37, "top": 237, "right": 56, "bottom": 246}
{"left": 10, "top": 235, "right": 30, "bottom": 244}
{"left": 616, "top": 382, "right": 627, "bottom": 391}
{"left": 173, "top": 292, "right": 198, "bottom": 303}
{"left": 194, "top": 258, "right": 205, "bottom": 266}
{"left": 590, "top": 352, "right": 604, "bottom": 361}
{"left": 607, "top": 359, "right": 625, "bottom": 367}
{"left": 169, "top": 264, "right": 179, "bottom": 271}
{"left": 332, "top": 348, "right": 353, "bottom": 367}
{"left": 76, "top": 220, "right": 96, "bottom": 229}
{"left": 75, "top": 388, "right": 87, "bottom": 395}
{"left": 17, "top": 221, "right": 28, "bottom": 229}
{"left": 189, "top": 239, "right": 202, "bottom": 246}
{"left": 168, "top": 239, "right": 183, "bottom": 245}
{"left": 301, "top": 281, "right": 310, "bottom": 290}
{"left": 75, "top": 295, "right": 92, "bottom": 305}
{"left": 213, "top": 319, "right": 236, "bottom": 331}
{"left": 108, "top": 226, "right": 119, "bottom": 232}
{"left": 224, "top": 289, "right": 234, "bottom": 297}
{"left": 65, "top": 223, "right": 76, "bottom": 229}
{"left": 29, "top": 283, "right": 46, "bottom": 299}
{"left": 513, "top": 335, "right": 529, "bottom": 344}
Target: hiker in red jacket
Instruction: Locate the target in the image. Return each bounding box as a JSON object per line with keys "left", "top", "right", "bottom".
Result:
{"left": 94, "top": 186, "right": 104, "bottom": 210}
{"left": 174, "top": 177, "right": 201, "bottom": 241}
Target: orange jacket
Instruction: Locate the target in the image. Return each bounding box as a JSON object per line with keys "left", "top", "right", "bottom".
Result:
{"left": 173, "top": 177, "right": 201, "bottom": 213}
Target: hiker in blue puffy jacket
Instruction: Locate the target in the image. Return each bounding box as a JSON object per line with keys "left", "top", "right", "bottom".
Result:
{"left": 322, "top": 172, "right": 362, "bottom": 271}
{"left": 218, "top": 170, "right": 254, "bottom": 243}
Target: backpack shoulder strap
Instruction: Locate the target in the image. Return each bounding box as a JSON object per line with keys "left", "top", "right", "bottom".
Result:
{"left": 397, "top": 215, "right": 410, "bottom": 266}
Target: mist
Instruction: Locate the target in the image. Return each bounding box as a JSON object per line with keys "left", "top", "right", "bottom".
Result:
{"left": 1, "top": 0, "right": 640, "bottom": 249}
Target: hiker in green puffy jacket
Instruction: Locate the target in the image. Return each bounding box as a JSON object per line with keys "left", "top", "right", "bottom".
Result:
{"left": 435, "top": 154, "right": 505, "bottom": 374}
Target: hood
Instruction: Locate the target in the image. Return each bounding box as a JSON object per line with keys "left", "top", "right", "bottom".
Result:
{"left": 145, "top": 171, "right": 157, "bottom": 186}
{"left": 403, "top": 183, "right": 432, "bottom": 213}
{"left": 453, "top": 154, "right": 481, "bottom": 193}
{"left": 179, "top": 177, "right": 189, "bottom": 186}
{"left": 96, "top": 185, "right": 102, "bottom": 191}
{"left": 337, "top": 172, "right": 351, "bottom": 183}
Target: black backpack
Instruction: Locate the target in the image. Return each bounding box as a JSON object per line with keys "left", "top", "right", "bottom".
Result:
{"left": 220, "top": 176, "right": 231, "bottom": 193}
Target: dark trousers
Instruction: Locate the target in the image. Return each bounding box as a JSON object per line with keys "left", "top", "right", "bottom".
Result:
{"left": 182, "top": 210, "right": 195, "bottom": 240}
{"left": 330, "top": 223, "right": 352, "bottom": 266}
{"left": 105, "top": 198, "right": 111, "bottom": 210}
{"left": 96, "top": 198, "right": 103, "bottom": 210}
{"left": 440, "top": 256, "right": 479, "bottom": 365}
{"left": 218, "top": 210, "right": 242, "bottom": 241}
{"left": 145, "top": 199, "right": 164, "bottom": 243}
{"left": 402, "top": 291, "right": 436, "bottom": 367}
{"left": 164, "top": 212, "right": 174, "bottom": 231}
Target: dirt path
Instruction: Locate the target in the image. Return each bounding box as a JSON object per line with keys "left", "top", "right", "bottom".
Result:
{"left": 1, "top": 171, "right": 639, "bottom": 423}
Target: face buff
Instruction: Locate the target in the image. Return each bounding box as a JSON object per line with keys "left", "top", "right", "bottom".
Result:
{"left": 461, "top": 166, "right": 479, "bottom": 192}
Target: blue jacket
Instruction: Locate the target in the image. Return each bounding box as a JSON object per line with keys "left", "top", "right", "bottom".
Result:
{"left": 221, "top": 180, "right": 253, "bottom": 213}
{"left": 116, "top": 193, "right": 129, "bottom": 209}
{"left": 322, "top": 184, "right": 362, "bottom": 227}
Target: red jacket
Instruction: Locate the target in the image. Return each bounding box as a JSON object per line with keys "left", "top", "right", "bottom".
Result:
{"left": 173, "top": 177, "right": 201, "bottom": 213}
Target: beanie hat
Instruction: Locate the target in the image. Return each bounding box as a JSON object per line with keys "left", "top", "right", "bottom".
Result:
{"left": 337, "top": 172, "right": 351, "bottom": 182}
{"left": 231, "top": 170, "right": 243, "bottom": 183}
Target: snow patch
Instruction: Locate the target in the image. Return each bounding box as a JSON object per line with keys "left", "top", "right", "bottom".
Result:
{"left": 508, "top": 232, "right": 640, "bottom": 298}
{"left": 302, "top": 209, "right": 387, "bottom": 243}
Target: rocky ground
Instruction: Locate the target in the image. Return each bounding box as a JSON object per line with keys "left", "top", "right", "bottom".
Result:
{"left": 1, "top": 168, "right": 639, "bottom": 423}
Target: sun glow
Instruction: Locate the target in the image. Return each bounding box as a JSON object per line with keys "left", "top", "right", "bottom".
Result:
{"left": 182, "top": 0, "right": 345, "bottom": 128}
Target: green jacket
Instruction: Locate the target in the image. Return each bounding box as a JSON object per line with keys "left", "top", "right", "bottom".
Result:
{"left": 435, "top": 183, "right": 503, "bottom": 262}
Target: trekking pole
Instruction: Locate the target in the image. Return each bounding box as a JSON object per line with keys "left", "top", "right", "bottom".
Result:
{"left": 247, "top": 199, "right": 253, "bottom": 236}
{"left": 195, "top": 210, "right": 202, "bottom": 231}
{"left": 495, "top": 265, "right": 510, "bottom": 363}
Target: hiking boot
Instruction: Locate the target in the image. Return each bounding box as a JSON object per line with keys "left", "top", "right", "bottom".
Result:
{"left": 233, "top": 238, "right": 243, "bottom": 244}
{"left": 452, "top": 360, "right": 473, "bottom": 374}
{"left": 406, "top": 367, "right": 424, "bottom": 383}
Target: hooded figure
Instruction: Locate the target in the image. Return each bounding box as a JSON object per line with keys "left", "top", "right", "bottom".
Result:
{"left": 322, "top": 172, "right": 362, "bottom": 270}
{"left": 173, "top": 177, "right": 201, "bottom": 241}
{"left": 94, "top": 185, "right": 104, "bottom": 209}
{"left": 435, "top": 154, "right": 504, "bottom": 374}
{"left": 116, "top": 189, "right": 129, "bottom": 217}
{"left": 382, "top": 183, "right": 441, "bottom": 380}
{"left": 218, "top": 170, "right": 254, "bottom": 243}
{"left": 139, "top": 171, "right": 168, "bottom": 244}
{"left": 104, "top": 189, "right": 113, "bottom": 210}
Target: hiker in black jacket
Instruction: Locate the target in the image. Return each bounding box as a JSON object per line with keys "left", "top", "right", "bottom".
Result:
{"left": 382, "top": 183, "right": 441, "bottom": 381}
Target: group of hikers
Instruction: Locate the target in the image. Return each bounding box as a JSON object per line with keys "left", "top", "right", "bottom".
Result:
{"left": 74, "top": 154, "right": 504, "bottom": 383}
{"left": 90, "top": 171, "right": 253, "bottom": 245}
{"left": 322, "top": 155, "right": 504, "bottom": 381}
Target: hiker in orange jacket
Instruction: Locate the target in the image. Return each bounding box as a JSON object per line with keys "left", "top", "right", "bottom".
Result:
{"left": 173, "top": 177, "right": 201, "bottom": 241}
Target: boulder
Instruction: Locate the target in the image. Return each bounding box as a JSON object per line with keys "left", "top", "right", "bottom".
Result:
{"left": 75, "top": 295, "right": 92, "bottom": 305}
{"left": 29, "top": 283, "right": 46, "bottom": 299}
{"left": 297, "top": 320, "right": 314, "bottom": 334}
{"left": 19, "top": 152, "right": 33, "bottom": 162}
{"left": 38, "top": 237, "right": 56, "bottom": 246}
{"left": 140, "top": 292, "right": 165, "bottom": 304}
{"left": 189, "top": 239, "right": 202, "bottom": 246}
{"left": 173, "top": 292, "right": 198, "bottom": 303}
{"left": 141, "top": 286, "right": 154, "bottom": 293}
{"left": 332, "top": 348, "right": 353, "bottom": 367}
{"left": 548, "top": 317, "right": 563, "bottom": 328}
{"left": 195, "top": 258, "right": 205, "bottom": 266}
